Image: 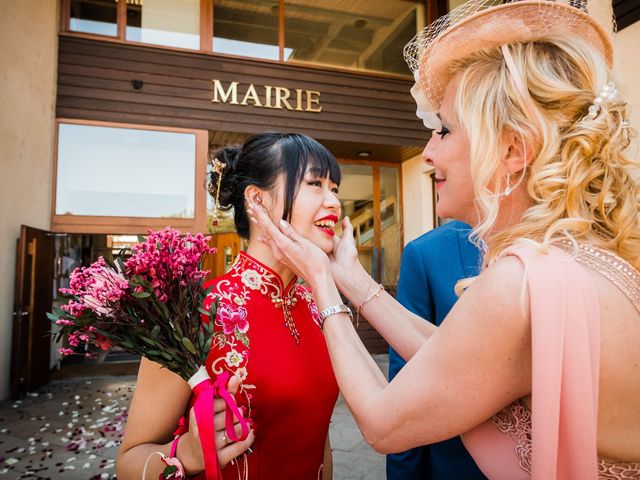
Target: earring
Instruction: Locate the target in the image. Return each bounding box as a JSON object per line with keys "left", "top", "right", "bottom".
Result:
{"left": 500, "top": 133, "right": 529, "bottom": 198}
{"left": 503, "top": 172, "right": 512, "bottom": 196}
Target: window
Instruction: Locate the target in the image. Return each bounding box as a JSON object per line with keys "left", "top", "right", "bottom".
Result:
{"left": 211, "top": 0, "right": 420, "bottom": 74}
{"left": 284, "top": 0, "right": 421, "bottom": 75}
{"left": 213, "top": 0, "right": 281, "bottom": 61}
{"left": 63, "top": 1, "right": 424, "bottom": 77}
{"left": 126, "top": 0, "right": 200, "bottom": 50}
{"left": 69, "top": 0, "right": 118, "bottom": 36}
{"left": 53, "top": 120, "right": 208, "bottom": 234}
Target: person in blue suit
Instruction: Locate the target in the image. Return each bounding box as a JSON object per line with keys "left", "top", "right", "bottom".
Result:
{"left": 387, "top": 220, "right": 486, "bottom": 480}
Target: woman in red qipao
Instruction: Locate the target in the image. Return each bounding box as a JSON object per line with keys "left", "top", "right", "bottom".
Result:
{"left": 117, "top": 133, "right": 341, "bottom": 480}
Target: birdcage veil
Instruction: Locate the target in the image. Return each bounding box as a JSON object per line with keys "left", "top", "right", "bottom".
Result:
{"left": 404, "top": 0, "right": 615, "bottom": 128}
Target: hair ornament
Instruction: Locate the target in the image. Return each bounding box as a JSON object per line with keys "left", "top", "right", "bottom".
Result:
{"left": 584, "top": 80, "right": 631, "bottom": 129}
{"left": 586, "top": 81, "right": 618, "bottom": 119}
{"left": 208, "top": 156, "right": 227, "bottom": 226}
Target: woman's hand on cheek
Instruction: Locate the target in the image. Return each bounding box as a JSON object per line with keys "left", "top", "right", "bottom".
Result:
{"left": 246, "top": 200, "right": 331, "bottom": 288}
{"left": 330, "top": 217, "right": 361, "bottom": 283}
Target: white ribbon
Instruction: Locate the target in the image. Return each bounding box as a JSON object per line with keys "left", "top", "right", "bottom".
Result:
{"left": 187, "top": 365, "right": 210, "bottom": 389}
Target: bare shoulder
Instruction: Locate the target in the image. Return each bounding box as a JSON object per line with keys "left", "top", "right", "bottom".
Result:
{"left": 436, "top": 254, "right": 531, "bottom": 366}
{"left": 475, "top": 254, "right": 527, "bottom": 292}
{"left": 452, "top": 254, "right": 530, "bottom": 331}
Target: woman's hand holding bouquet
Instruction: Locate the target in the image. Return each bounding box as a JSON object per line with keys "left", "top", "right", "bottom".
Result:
{"left": 179, "top": 375, "right": 254, "bottom": 474}
{"left": 48, "top": 227, "right": 250, "bottom": 479}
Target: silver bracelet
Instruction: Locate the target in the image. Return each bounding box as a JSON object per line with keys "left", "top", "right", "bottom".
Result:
{"left": 318, "top": 303, "right": 353, "bottom": 330}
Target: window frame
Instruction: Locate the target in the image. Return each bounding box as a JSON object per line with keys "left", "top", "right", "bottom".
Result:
{"left": 51, "top": 118, "right": 209, "bottom": 234}
{"left": 60, "top": 0, "right": 435, "bottom": 81}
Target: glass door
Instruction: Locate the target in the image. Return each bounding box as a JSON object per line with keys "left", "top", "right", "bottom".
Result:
{"left": 337, "top": 161, "right": 402, "bottom": 353}
{"left": 379, "top": 166, "right": 402, "bottom": 295}
{"left": 337, "top": 162, "right": 402, "bottom": 291}
{"left": 336, "top": 164, "right": 376, "bottom": 278}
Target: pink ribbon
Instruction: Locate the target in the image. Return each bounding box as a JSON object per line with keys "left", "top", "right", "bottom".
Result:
{"left": 191, "top": 370, "right": 250, "bottom": 480}
{"left": 211, "top": 371, "right": 250, "bottom": 442}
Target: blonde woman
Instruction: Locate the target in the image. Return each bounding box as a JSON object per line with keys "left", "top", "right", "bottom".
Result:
{"left": 247, "top": 1, "right": 640, "bottom": 479}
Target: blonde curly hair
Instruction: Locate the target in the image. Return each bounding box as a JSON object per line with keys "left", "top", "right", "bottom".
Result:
{"left": 451, "top": 34, "right": 639, "bottom": 272}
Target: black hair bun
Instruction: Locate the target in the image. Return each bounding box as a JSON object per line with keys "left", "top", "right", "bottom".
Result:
{"left": 210, "top": 145, "right": 241, "bottom": 208}
{"left": 207, "top": 132, "right": 340, "bottom": 239}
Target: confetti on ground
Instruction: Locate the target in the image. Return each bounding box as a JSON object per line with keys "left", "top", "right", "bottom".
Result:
{"left": 0, "top": 376, "right": 135, "bottom": 479}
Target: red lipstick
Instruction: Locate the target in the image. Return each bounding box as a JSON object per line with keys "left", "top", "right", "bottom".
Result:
{"left": 315, "top": 214, "right": 339, "bottom": 223}
{"left": 314, "top": 214, "right": 339, "bottom": 237}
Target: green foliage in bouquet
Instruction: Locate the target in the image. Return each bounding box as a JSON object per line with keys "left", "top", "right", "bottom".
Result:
{"left": 48, "top": 228, "right": 219, "bottom": 381}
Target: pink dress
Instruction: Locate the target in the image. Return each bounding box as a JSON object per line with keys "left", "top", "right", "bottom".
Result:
{"left": 462, "top": 242, "right": 640, "bottom": 479}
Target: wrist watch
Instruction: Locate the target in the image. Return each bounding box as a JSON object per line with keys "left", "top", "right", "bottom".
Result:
{"left": 318, "top": 303, "right": 353, "bottom": 330}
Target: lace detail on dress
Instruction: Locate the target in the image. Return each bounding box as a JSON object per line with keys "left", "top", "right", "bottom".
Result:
{"left": 598, "top": 462, "right": 640, "bottom": 479}
{"left": 491, "top": 402, "right": 640, "bottom": 478}
{"left": 554, "top": 240, "right": 640, "bottom": 314}
{"left": 491, "top": 401, "right": 532, "bottom": 475}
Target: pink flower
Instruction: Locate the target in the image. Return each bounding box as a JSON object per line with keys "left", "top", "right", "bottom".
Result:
{"left": 82, "top": 295, "right": 112, "bottom": 316}
{"left": 216, "top": 303, "right": 249, "bottom": 335}
{"left": 60, "top": 301, "right": 86, "bottom": 317}
{"left": 68, "top": 332, "right": 81, "bottom": 347}
{"left": 55, "top": 319, "right": 75, "bottom": 326}
{"left": 60, "top": 257, "right": 128, "bottom": 318}
{"left": 124, "top": 228, "right": 213, "bottom": 303}
{"left": 94, "top": 334, "right": 112, "bottom": 351}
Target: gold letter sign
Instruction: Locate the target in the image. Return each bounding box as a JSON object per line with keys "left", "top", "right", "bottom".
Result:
{"left": 211, "top": 80, "right": 322, "bottom": 113}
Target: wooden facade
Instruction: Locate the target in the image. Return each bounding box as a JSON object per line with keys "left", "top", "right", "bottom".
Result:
{"left": 56, "top": 36, "right": 425, "bottom": 148}
{"left": 55, "top": 35, "right": 421, "bottom": 354}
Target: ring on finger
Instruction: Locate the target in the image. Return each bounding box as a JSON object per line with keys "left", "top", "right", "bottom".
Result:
{"left": 221, "top": 432, "right": 229, "bottom": 445}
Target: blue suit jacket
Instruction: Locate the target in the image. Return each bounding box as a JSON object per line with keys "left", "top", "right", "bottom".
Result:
{"left": 387, "top": 221, "right": 486, "bottom": 480}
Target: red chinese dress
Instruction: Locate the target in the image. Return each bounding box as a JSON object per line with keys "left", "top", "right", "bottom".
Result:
{"left": 199, "top": 251, "right": 338, "bottom": 480}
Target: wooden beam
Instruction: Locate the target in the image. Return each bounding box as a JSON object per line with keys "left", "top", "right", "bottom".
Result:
{"left": 279, "top": 0, "right": 285, "bottom": 62}
{"left": 60, "top": 0, "right": 70, "bottom": 33}
{"left": 200, "top": 0, "right": 213, "bottom": 52}
{"left": 373, "top": 167, "right": 382, "bottom": 282}
{"left": 117, "top": 0, "right": 126, "bottom": 41}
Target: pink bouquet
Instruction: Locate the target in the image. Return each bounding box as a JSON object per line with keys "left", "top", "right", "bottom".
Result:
{"left": 49, "top": 227, "right": 249, "bottom": 479}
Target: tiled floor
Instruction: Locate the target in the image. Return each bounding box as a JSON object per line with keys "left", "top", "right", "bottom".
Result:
{"left": 0, "top": 377, "right": 130, "bottom": 479}
{"left": 331, "top": 354, "right": 387, "bottom": 480}
{"left": 0, "top": 356, "right": 388, "bottom": 479}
